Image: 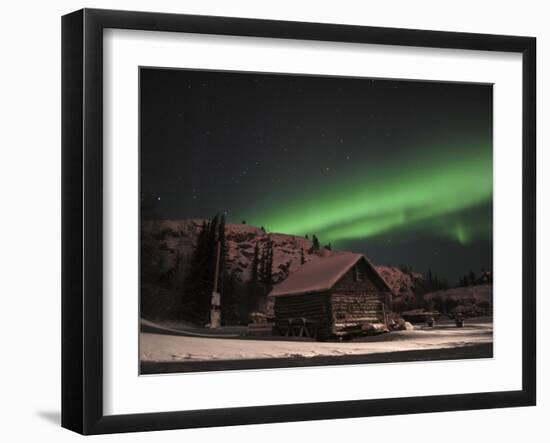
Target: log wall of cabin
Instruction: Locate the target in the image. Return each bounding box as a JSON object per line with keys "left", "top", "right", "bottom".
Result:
{"left": 273, "top": 292, "right": 331, "bottom": 326}
{"left": 330, "top": 293, "right": 387, "bottom": 333}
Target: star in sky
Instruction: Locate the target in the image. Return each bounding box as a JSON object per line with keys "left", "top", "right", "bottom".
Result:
{"left": 140, "top": 67, "right": 493, "bottom": 282}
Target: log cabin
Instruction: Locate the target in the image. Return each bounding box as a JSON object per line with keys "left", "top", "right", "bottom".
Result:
{"left": 269, "top": 252, "right": 393, "bottom": 340}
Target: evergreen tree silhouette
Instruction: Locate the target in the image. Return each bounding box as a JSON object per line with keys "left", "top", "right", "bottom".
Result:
{"left": 259, "top": 240, "right": 273, "bottom": 287}
{"left": 246, "top": 242, "right": 262, "bottom": 319}
{"left": 264, "top": 238, "right": 273, "bottom": 287}
{"left": 183, "top": 220, "right": 212, "bottom": 322}
{"left": 311, "top": 234, "right": 320, "bottom": 251}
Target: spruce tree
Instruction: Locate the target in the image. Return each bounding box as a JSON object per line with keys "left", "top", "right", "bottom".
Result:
{"left": 264, "top": 238, "right": 273, "bottom": 287}
{"left": 311, "top": 234, "right": 320, "bottom": 251}
{"left": 199, "top": 215, "right": 219, "bottom": 319}
{"left": 258, "top": 242, "right": 266, "bottom": 286}
{"left": 256, "top": 237, "right": 273, "bottom": 287}
{"left": 221, "top": 271, "right": 239, "bottom": 324}
{"left": 251, "top": 242, "right": 260, "bottom": 282}
{"left": 181, "top": 215, "right": 226, "bottom": 324}
{"left": 217, "top": 214, "right": 227, "bottom": 290}
{"left": 217, "top": 214, "right": 228, "bottom": 322}
{"left": 183, "top": 220, "right": 211, "bottom": 322}
{"left": 246, "top": 242, "right": 261, "bottom": 320}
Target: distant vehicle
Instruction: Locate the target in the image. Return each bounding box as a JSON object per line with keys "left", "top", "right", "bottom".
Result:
{"left": 401, "top": 309, "right": 441, "bottom": 324}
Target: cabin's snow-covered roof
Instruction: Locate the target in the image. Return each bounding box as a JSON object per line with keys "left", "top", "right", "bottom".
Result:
{"left": 269, "top": 252, "right": 390, "bottom": 297}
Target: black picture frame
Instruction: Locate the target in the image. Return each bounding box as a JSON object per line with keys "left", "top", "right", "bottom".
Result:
{"left": 62, "top": 8, "right": 536, "bottom": 435}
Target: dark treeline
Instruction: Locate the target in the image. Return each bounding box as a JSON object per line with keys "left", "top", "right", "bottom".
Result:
{"left": 424, "top": 269, "right": 449, "bottom": 292}
{"left": 457, "top": 269, "right": 492, "bottom": 287}
{"left": 181, "top": 214, "right": 227, "bottom": 324}
{"left": 141, "top": 214, "right": 275, "bottom": 326}
{"left": 405, "top": 268, "right": 449, "bottom": 309}
{"left": 184, "top": 215, "right": 276, "bottom": 324}
{"left": 246, "top": 237, "right": 274, "bottom": 320}
{"left": 392, "top": 266, "right": 493, "bottom": 315}
{"left": 400, "top": 265, "right": 491, "bottom": 292}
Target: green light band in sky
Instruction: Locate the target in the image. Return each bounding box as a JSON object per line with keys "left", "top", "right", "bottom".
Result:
{"left": 243, "top": 140, "right": 492, "bottom": 245}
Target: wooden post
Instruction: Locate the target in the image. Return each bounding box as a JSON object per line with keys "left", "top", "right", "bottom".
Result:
{"left": 213, "top": 241, "right": 221, "bottom": 294}
{"left": 381, "top": 301, "right": 388, "bottom": 328}
{"left": 210, "top": 241, "right": 222, "bottom": 329}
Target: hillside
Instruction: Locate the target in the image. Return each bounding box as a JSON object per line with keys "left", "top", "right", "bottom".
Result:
{"left": 376, "top": 266, "right": 425, "bottom": 300}
{"left": 141, "top": 219, "right": 424, "bottom": 298}
{"left": 142, "top": 219, "right": 330, "bottom": 285}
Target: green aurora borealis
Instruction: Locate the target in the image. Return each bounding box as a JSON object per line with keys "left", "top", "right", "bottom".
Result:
{"left": 141, "top": 68, "right": 493, "bottom": 282}
{"left": 243, "top": 139, "right": 492, "bottom": 247}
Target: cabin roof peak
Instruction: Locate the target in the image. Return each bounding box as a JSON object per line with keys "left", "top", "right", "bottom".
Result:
{"left": 269, "top": 251, "right": 391, "bottom": 297}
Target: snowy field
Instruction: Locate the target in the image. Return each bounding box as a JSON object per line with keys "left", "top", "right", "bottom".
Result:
{"left": 140, "top": 318, "right": 492, "bottom": 373}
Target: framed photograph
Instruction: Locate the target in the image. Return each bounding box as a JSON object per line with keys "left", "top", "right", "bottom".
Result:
{"left": 62, "top": 8, "right": 536, "bottom": 434}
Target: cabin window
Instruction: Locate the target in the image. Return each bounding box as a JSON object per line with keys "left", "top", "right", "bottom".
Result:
{"left": 354, "top": 265, "right": 365, "bottom": 282}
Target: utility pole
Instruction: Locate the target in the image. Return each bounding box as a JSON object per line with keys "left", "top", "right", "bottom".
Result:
{"left": 210, "top": 241, "right": 222, "bottom": 328}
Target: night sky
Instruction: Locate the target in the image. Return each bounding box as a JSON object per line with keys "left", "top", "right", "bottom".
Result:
{"left": 140, "top": 68, "right": 493, "bottom": 284}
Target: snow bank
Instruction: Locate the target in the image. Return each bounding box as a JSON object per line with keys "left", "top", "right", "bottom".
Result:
{"left": 140, "top": 319, "right": 493, "bottom": 362}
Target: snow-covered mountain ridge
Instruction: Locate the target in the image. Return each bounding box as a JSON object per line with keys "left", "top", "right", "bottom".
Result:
{"left": 141, "top": 219, "right": 424, "bottom": 298}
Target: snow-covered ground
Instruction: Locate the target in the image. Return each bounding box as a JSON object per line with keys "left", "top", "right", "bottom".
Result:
{"left": 140, "top": 318, "right": 492, "bottom": 363}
